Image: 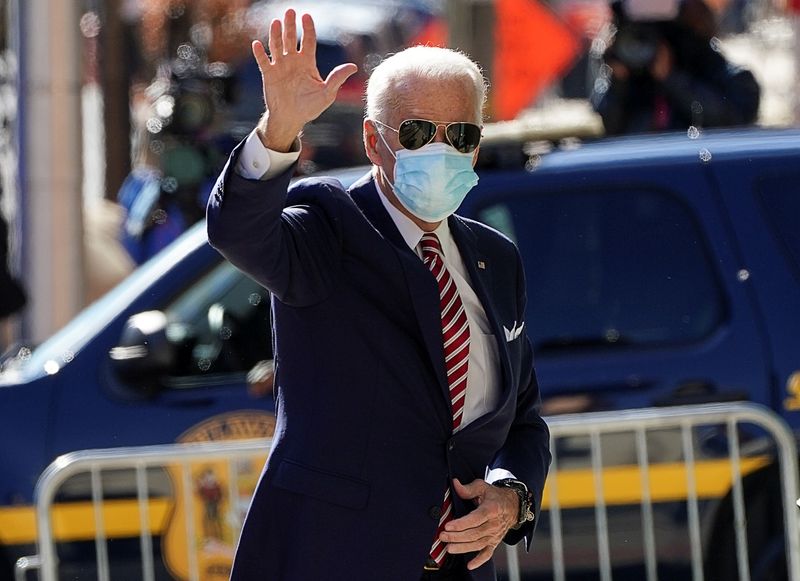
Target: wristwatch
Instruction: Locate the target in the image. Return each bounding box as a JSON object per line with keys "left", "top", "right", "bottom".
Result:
{"left": 493, "top": 478, "right": 535, "bottom": 530}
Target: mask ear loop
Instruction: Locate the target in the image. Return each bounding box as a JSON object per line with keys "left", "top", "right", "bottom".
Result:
{"left": 371, "top": 120, "right": 398, "bottom": 193}
{"left": 373, "top": 121, "right": 398, "bottom": 161}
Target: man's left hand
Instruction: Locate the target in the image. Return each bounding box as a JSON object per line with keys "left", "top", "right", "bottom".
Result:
{"left": 439, "top": 478, "right": 519, "bottom": 570}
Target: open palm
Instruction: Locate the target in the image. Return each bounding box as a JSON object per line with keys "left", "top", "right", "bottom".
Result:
{"left": 252, "top": 9, "right": 358, "bottom": 151}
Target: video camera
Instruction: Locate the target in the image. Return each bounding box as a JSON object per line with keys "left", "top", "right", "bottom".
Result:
{"left": 144, "top": 45, "right": 240, "bottom": 204}
{"left": 607, "top": 0, "right": 682, "bottom": 73}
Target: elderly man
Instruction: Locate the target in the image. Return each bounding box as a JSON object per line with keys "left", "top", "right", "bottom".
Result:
{"left": 207, "top": 9, "right": 550, "bottom": 581}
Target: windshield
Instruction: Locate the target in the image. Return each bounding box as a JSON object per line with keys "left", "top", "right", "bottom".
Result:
{"left": 0, "top": 223, "right": 208, "bottom": 382}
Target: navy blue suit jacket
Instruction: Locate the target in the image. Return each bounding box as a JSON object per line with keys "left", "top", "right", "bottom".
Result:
{"left": 206, "top": 143, "right": 551, "bottom": 581}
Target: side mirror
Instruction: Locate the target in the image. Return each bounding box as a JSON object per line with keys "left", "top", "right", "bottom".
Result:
{"left": 110, "top": 310, "right": 176, "bottom": 394}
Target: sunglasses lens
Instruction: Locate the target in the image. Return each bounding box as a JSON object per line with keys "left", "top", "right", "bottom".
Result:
{"left": 446, "top": 123, "right": 482, "bottom": 153}
{"left": 398, "top": 120, "right": 437, "bottom": 150}
{"left": 396, "top": 120, "right": 481, "bottom": 153}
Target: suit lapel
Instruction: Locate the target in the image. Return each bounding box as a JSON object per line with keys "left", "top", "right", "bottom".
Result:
{"left": 347, "top": 173, "right": 408, "bottom": 250}
{"left": 348, "top": 176, "right": 451, "bottom": 408}
{"left": 449, "top": 215, "right": 513, "bottom": 407}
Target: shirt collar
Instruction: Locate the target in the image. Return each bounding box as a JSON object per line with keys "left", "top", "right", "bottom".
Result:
{"left": 373, "top": 180, "right": 453, "bottom": 255}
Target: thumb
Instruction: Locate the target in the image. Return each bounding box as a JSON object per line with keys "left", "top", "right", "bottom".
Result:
{"left": 324, "top": 63, "right": 359, "bottom": 95}
{"left": 453, "top": 478, "right": 484, "bottom": 501}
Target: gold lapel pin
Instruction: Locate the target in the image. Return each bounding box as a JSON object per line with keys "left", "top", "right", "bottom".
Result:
{"left": 477, "top": 260, "right": 486, "bottom": 270}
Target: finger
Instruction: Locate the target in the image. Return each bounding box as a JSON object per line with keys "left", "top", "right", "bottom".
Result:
{"left": 467, "top": 545, "right": 496, "bottom": 570}
{"left": 445, "top": 505, "right": 489, "bottom": 532}
{"left": 324, "top": 63, "right": 358, "bottom": 95}
{"left": 440, "top": 525, "right": 488, "bottom": 544}
{"left": 445, "top": 537, "right": 494, "bottom": 554}
{"left": 252, "top": 40, "right": 270, "bottom": 74}
{"left": 453, "top": 478, "right": 487, "bottom": 501}
{"left": 282, "top": 8, "right": 298, "bottom": 53}
{"left": 268, "top": 18, "right": 283, "bottom": 59}
{"left": 299, "top": 13, "right": 316, "bottom": 55}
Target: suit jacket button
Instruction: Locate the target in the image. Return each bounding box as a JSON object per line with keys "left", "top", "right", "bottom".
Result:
{"left": 429, "top": 505, "right": 442, "bottom": 520}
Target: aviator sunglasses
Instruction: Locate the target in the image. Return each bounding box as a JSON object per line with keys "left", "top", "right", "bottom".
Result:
{"left": 373, "top": 119, "right": 482, "bottom": 154}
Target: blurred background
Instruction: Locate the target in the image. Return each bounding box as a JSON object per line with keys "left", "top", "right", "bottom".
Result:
{"left": 0, "top": 0, "right": 798, "bottom": 348}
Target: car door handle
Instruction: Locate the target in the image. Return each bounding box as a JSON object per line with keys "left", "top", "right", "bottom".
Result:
{"left": 656, "top": 380, "right": 747, "bottom": 406}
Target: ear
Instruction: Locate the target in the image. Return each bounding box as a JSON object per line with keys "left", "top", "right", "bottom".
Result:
{"left": 471, "top": 145, "right": 480, "bottom": 167}
{"left": 363, "top": 119, "right": 382, "bottom": 166}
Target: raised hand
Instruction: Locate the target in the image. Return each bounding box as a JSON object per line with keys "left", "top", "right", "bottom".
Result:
{"left": 252, "top": 9, "right": 358, "bottom": 152}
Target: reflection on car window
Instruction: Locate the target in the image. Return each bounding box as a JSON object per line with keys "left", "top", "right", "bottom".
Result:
{"left": 164, "top": 261, "right": 271, "bottom": 381}
{"left": 478, "top": 188, "right": 725, "bottom": 352}
{"left": 758, "top": 175, "right": 800, "bottom": 282}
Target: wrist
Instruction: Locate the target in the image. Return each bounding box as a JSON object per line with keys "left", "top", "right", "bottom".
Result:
{"left": 257, "top": 113, "right": 301, "bottom": 153}
{"left": 493, "top": 478, "right": 535, "bottom": 530}
{"left": 499, "top": 487, "right": 520, "bottom": 527}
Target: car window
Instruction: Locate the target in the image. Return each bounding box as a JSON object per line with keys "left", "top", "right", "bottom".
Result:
{"left": 477, "top": 188, "right": 726, "bottom": 352}
{"left": 163, "top": 260, "right": 271, "bottom": 381}
{"left": 758, "top": 175, "right": 800, "bottom": 282}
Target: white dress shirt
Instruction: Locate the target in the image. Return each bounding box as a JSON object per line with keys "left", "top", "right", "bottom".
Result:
{"left": 235, "top": 132, "right": 513, "bottom": 482}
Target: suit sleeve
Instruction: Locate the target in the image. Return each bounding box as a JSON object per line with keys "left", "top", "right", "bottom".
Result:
{"left": 492, "top": 247, "right": 551, "bottom": 549}
{"left": 206, "top": 139, "right": 344, "bottom": 306}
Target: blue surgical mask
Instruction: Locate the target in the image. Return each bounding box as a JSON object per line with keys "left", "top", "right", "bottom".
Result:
{"left": 378, "top": 134, "right": 479, "bottom": 223}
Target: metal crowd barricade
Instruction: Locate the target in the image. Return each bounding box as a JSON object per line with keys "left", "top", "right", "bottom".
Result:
{"left": 16, "top": 438, "right": 271, "bottom": 581}
{"left": 15, "top": 403, "right": 800, "bottom": 581}
{"left": 504, "top": 402, "right": 800, "bottom": 581}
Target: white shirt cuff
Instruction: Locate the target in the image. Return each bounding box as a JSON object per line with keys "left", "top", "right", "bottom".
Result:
{"left": 485, "top": 467, "right": 517, "bottom": 484}
{"left": 235, "top": 130, "right": 301, "bottom": 180}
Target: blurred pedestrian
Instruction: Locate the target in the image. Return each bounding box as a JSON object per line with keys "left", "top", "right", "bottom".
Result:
{"left": 592, "top": 0, "right": 761, "bottom": 135}
{"left": 83, "top": 199, "right": 135, "bottom": 303}
{"left": 0, "top": 189, "right": 26, "bottom": 324}
{"left": 206, "top": 9, "right": 550, "bottom": 581}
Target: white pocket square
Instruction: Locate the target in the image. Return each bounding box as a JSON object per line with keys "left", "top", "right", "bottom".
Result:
{"left": 503, "top": 321, "right": 525, "bottom": 342}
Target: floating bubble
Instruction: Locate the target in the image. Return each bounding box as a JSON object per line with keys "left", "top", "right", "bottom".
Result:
{"left": 198, "top": 358, "right": 212, "bottom": 371}
{"left": 737, "top": 269, "right": 750, "bottom": 282}
{"left": 699, "top": 148, "right": 712, "bottom": 163}
{"left": 177, "top": 44, "right": 195, "bottom": 61}
{"left": 525, "top": 155, "right": 542, "bottom": 172}
{"left": 154, "top": 96, "right": 175, "bottom": 119}
{"left": 206, "top": 61, "right": 230, "bottom": 78}
{"left": 166, "top": 4, "right": 186, "bottom": 18}
{"left": 593, "top": 77, "right": 610, "bottom": 95}
{"left": 191, "top": 23, "right": 213, "bottom": 50}
{"left": 149, "top": 140, "right": 165, "bottom": 155}
{"left": 161, "top": 176, "right": 178, "bottom": 193}
{"left": 44, "top": 360, "right": 60, "bottom": 375}
{"left": 687, "top": 126, "right": 700, "bottom": 140}
{"left": 152, "top": 209, "right": 168, "bottom": 225}
{"left": 364, "top": 53, "right": 382, "bottom": 73}
{"left": 145, "top": 117, "right": 163, "bottom": 134}
{"left": 80, "top": 12, "right": 101, "bottom": 38}
{"left": 220, "top": 327, "right": 233, "bottom": 340}
{"left": 61, "top": 350, "right": 74, "bottom": 363}
{"left": 248, "top": 293, "right": 262, "bottom": 306}
{"left": 17, "top": 347, "right": 31, "bottom": 361}
{"left": 590, "top": 37, "right": 607, "bottom": 57}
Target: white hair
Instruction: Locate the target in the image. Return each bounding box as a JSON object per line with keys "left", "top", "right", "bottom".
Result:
{"left": 365, "top": 46, "right": 487, "bottom": 123}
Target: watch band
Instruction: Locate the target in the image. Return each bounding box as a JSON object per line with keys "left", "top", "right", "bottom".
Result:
{"left": 493, "top": 478, "right": 535, "bottom": 529}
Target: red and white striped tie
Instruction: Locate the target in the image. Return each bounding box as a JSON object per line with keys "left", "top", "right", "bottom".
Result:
{"left": 421, "top": 233, "right": 470, "bottom": 567}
